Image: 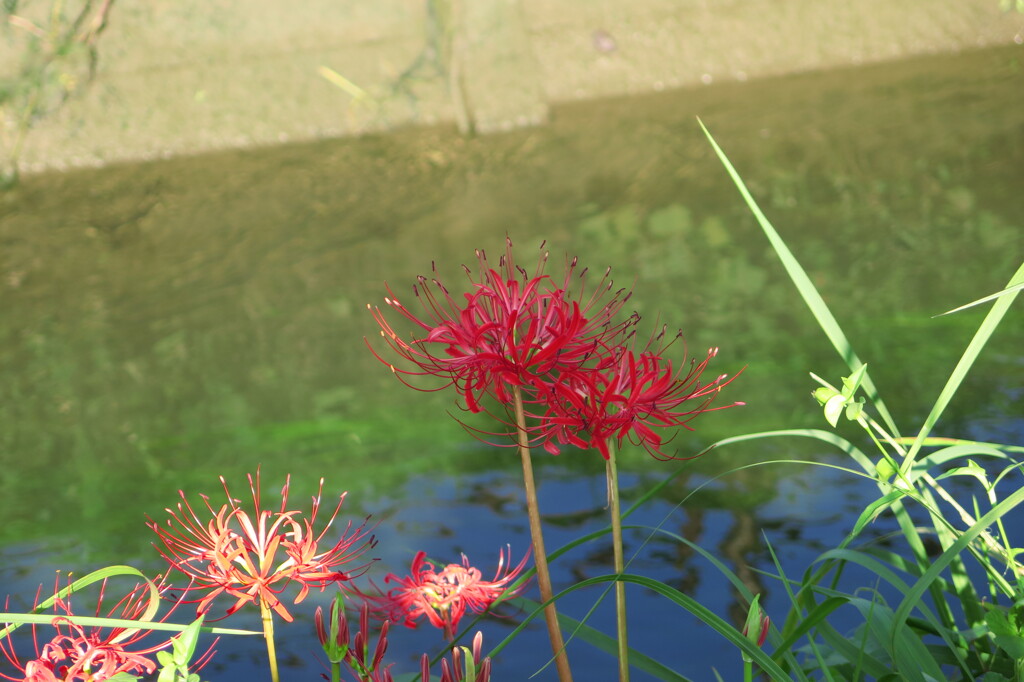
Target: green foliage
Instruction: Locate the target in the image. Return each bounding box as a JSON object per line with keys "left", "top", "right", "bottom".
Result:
{"left": 812, "top": 364, "right": 868, "bottom": 428}
{"left": 694, "top": 121, "right": 1024, "bottom": 681}
{"left": 488, "top": 123, "right": 1018, "bottom": 680}
{"left": 156, "top": 617, "right": 206, "bottom": 682}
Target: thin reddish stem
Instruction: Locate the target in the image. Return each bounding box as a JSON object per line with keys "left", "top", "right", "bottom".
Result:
{"left": 513, "top": 385, "right": 573, "bottom": 682}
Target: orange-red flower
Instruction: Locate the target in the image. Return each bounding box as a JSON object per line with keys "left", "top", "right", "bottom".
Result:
{"left": 147, "top": 470, "right": 376, "bottom": 623}
{"left": 0, "top": 576, "right": 196, "bottom": 682}
{"left": 375, "top": 548, "right": 528, "bottom": 640}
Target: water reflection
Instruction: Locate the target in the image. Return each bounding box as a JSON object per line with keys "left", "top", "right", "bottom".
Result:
{"left": 0, "top": 44, "right": 1021, "bottom": 680}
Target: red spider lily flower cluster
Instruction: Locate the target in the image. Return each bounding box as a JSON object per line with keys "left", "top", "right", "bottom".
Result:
{"left": 147, "top": 470, "right": 377, "bottom": 623}
{"left": 530, "top": 333, "right": 739, "bottom": 460}
{"left": 369, "top": 238, "right": 634, "bottom": 413}
{"left": 0, "top": 576, "right": 206, "bottom": 682}
{"left": 371, "top": 547, "right": 529, "bottom": 640}
{"left": 368, "top": 237, "right": 742, "bottom": 459}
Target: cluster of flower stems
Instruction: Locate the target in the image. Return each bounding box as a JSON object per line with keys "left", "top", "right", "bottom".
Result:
{"left": 365, "top": 238, "right": 742, "bottom": 682}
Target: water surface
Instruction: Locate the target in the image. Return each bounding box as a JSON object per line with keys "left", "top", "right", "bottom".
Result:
{"left": 0, "top": 45, "right": 1021, "bottom": 680}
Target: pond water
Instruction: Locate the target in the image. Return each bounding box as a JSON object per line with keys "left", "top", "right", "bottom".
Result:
{"left": 0, "top": 45, "right": 1022, "bottom": 680}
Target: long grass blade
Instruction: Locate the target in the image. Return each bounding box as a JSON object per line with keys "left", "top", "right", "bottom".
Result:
{"left": 0, "top": 566, "right": 156, "bottom": 640}
{"left": 0, "top": 614, "right": 257, "bottom": 636}
{"left": 505, "top": 595, "right": 693, "bottom": 682}
{"left": 813, "top": 548, "right": 968, "bottom": 674}
{"left": 844, "top": 596, "right": 947, "bottom": 682}
{"left": 497, "top": 574, "right": 793, "bottom": 681}
{"left": 759, "top": 539, "right": 817, "bottom": 681}
{"left": 892, "top": 483, "right": 1024, "bottom": 651}
{"left": 769, "top": 596, "right": 846, "bottom": 665}
{"left": 902, "top": 260, "right": 1024, "bottom": 470}
{"left": 623, "top": 429, "right": 869, "bottom": 521}
{"left": 934, "top": 281, "right": 1024, "bottom": 316}
{"left": 698, "top": 118, "right": 899, "bottom": 436}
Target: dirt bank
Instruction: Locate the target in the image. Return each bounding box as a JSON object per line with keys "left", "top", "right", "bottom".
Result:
{"left": 2, "top": 0, "right": 1022, "bottom": 174}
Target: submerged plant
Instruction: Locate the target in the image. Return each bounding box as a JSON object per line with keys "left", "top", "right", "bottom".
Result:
{"left": 11, "top": 121, "right": 1018, "bottom": 682}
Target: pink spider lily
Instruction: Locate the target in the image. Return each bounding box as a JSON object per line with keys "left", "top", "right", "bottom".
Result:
{"left": 147, "top": 470, "right": 376, "bottom": 623}
{"left": 373, "top": 548, "right": 529, "bottom": 640}
{"left": 367, "top": 237, "right": 635, "bottom": 414}
{"left": 0, "top": 575, "right": 207, "bottom": 682}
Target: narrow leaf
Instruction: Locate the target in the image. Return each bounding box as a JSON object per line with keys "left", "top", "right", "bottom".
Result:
{"left": 934, "top": 282, "right": 1024, "bottom": 317}
{"left": 902, "top": 260, "right": 1024, "bottom": 470}
{"left": 699, "top": 118, "right": 898, "bottom": 435}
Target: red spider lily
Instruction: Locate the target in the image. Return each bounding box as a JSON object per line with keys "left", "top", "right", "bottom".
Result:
{"left": 0, "top": 576, "right": 206, "bottom": 682}
{"left": 531, "top": 337, "right": 744, "bottom": 459}
{"left": 147, "top": 470, "right": 377, "bottom": 623}
{"left": 420, "top": 631, "right": 492, "bottom": 682}
{"left": 373, "top": 547, "right": 529, "bottom": 640}
{"left": 367, "top": 237, "right": 635, "bottom": 413}
{"left": 369, "top": 239, "right": 742, "bottom": 459}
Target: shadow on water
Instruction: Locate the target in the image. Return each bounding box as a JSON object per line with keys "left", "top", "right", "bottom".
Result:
{"left": 0, "top": 46, "right": 1022, "bottom": 680}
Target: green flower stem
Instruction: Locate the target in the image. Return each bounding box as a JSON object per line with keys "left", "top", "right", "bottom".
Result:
{"left": 512, "top": 386, "right": 574, "bottom": 682}
{"left": 260, "top": 600, "right": 280, "bottom": 682}
{"left": 605, "top": 444, "right": 629, "bottom": 682}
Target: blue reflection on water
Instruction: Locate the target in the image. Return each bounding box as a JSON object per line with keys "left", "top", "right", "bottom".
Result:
{"left": 2, "top": 427, "right": 1023, "bottom": 681}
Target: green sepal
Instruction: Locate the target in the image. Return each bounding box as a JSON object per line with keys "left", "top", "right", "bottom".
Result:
{"left": 823, "top": 394, "right": 846, "bottom": 427}
{"left": 813, "top": 386, "right": 838, "bottom": 406}
{"left": 874, "top": 458, "right": 897, "bottom": 481}
{"left": 814, "top": 365, "right": 867, "bottom": 426}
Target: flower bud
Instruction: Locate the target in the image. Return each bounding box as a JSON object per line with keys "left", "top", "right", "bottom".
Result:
{"left": 741, "top": 594, "right": 770, "bottom": 662}
{"left": 314, "top": 595, "right": 350, "bottom": 664}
